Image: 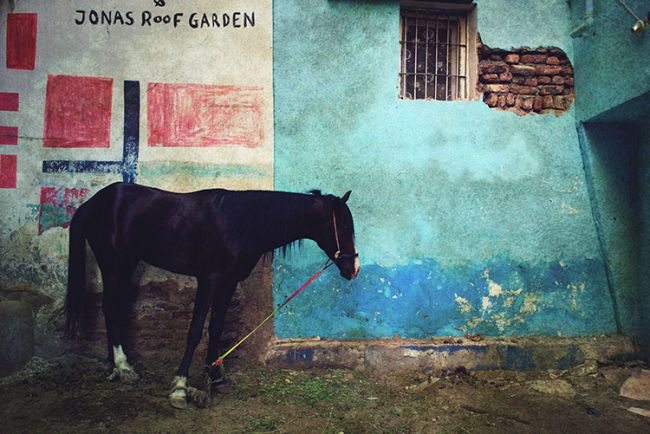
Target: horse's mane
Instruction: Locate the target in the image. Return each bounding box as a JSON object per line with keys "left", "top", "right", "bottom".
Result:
{"left": 221, "top": 189, "right": 329, "bottom": 258}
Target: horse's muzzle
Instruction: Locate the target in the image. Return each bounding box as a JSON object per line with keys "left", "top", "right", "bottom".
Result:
{"left": 343, "top": 256, "right": 360, "bottom": 280}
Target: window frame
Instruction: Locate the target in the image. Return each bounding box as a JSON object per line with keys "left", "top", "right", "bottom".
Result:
{"left": 399, "top": 1, "right": 478, "bottom": 102}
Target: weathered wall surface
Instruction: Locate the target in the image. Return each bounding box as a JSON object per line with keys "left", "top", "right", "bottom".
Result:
{"left": 571, "top": 0, "right": 650, "bottom": 122}
{"left": 0, "top": 0, "right": 273, "bottom": 370}
{"left": 2, "top": 0, "right": 645, "bottom": 374}
{"left": 570, "top": 0, "right": 650, "bottom": 355}
{"left": 273, "top": 0, "right": 617, "bottom": 339}
{"left": 642, "top": 122, "right": 650, "bottom": 361}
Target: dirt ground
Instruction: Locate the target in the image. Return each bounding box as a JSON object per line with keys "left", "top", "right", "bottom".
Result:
{"left": 1, "top": 355, "right": 649, "bottom": 434}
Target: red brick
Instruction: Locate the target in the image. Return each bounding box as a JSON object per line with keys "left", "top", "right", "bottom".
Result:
{"left": 522, "top": 54, "right": 547, "bottom": 64}
{"left": 564, "top": 77, "right": 574, "bottom": 86}
{"left": 522, "top": 98, "right": 534, "bottom": 111}
{"left": 484, "top": 84, "right": 510, "bottom": 93}
{"left": 524, "top": 78, "right": 538, "bottom": 86}
{"left": 539, "top": 85, "right": 565, "bottom": 95}
{"left": 535, "top": 65, "right": 563, "bottom": 75}
{"left": 499, "top": 72, "right": 513, "bottom": 82}
{"left": 537, "top": 76, "right": 552, "bottom": 84}
{"left": 543, "top": 95, "right": 554, "bottom": 108}
{"left": 552, "top": 76, "right": 565, "bottom": 85}
{"left": 504, "top": 53, "right": 520, "bottom": 64}
{"left": 546, "top": 56, "right": 560, "bottom": 65}
{"left": 482, "top": 74, "right": 499, "bottom": 83}
{"left": 506, "top": 93, "right": 516, "bottom": 106}
{"left": 562, "top": 66, "right": 574, "bottom": 75}
{"left": 498, "top": 94, "right": 507, "bottom": 108}
{"left": 510, "top": 64, "right": 537, "bottom": 76}
{"left": 553, "top": 96, "right": 568, "bottom": 110}
{"left": 480, "top": 62, "right": 508, "bottom": 74}
{"left": 512, "top": 77, "right": 526, "bottom": 84}
{"left": 533, "top": 97, "right": 544, "bottom": 111}
{"left": 510, "top": 85, "right": 537, "bottom": 95}
{"left": 515, "top": 95, "right": 525, "bottom": 108}
{"left": 485, "top": 93, "right": 499, "bottom": 107}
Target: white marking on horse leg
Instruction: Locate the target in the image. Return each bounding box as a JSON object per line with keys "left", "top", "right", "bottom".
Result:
{"left": 107, "top": 345, "right": 139, "bottom": 382}
{"left": 169, "top": 375, "right": 188, "bottom": 409}
{"left": 113, "top": 345, "right": 130, "bottom": 370}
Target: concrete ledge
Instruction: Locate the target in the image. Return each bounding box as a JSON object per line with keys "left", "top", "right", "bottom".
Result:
{"left": 264, "top": 335, "right": 636, "bottom": 371}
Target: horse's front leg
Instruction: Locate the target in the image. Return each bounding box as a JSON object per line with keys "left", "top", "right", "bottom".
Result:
{"left": 169, "top": 273, "right": 217, "bottom": 410}
{"left": 204, "top": 278, "right": 239, "bottom": 397}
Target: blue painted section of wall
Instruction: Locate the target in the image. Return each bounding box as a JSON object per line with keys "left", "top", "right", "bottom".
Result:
{"left": 275, "top": 254, "right": 614, "bottom": 338}
{"left": 273, "top": 0, "right": 617, "bottom": 339}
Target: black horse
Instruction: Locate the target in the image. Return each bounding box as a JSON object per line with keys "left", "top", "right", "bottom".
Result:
{"left": 64, "top": 182, "right": 359, "bottom": 409}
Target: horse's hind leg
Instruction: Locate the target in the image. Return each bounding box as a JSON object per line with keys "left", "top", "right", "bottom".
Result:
{"left": 204, "top": 279, "right": 238, "bottom": 396}
{"left": 170, "top": 273, "right": 218, "bottom": 409}
{"left": 100, "top": 257, "right": 139, "bottom": 383}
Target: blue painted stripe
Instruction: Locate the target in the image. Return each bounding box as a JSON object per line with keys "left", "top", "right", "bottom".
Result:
{"left": 43, "top": 160, "right": 122, "bottom": 174}
{"left": 401, "top": 344, "right": 488, "bottom": 354}
{"left": 122, "top": 80, "right": 139, "bottom": 183}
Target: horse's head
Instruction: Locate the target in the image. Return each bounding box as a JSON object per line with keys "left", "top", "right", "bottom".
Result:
{"left": 314, "top": 191, "right": 360, "bottom": 280}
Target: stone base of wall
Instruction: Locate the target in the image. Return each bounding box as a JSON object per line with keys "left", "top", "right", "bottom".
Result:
{"left": 264, "top": 335, "right": 636, "bottom": 372}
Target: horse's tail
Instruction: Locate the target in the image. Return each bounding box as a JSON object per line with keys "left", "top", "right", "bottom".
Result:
{"left": 65, "top": 202, "right": 89, "bottom": 337}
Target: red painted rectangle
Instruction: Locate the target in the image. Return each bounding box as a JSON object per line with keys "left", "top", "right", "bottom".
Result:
{"left": 0, "top": 154, "right": 17, "bottom": 188}
{"left": 0, "top": 126, "right": 18, "bottom": 145}
{"left": 38, "top": 186, "right": 90, "bottom": 234}
{"left": 6, "top": 13, "right": 37, "bottom": 70}
{"left": 147, "top": 83, "right": 263, "bottom": 148}
{"left": 0, "top": 93, "right": 19, "bottom": 111}
{"left": 43, "top": 75, "right": 113, "bottom": 148}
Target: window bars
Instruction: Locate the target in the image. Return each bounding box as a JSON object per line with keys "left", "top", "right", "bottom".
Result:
{"left": 400, "top": 9, "right": 468, "bottom": 101}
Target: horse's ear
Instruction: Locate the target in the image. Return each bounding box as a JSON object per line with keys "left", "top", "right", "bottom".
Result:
{"left": 341, "top": 191, "right": 351, "bottom": 203}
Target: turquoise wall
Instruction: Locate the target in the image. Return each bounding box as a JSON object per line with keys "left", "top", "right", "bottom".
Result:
{"left": 273, "top": 0, "right": 617, "bottom": 339}
{"left": 571, "top": 0, "right": 650, "bottom": 123}
{"left": 570, "top": 0, "right": 650, "bottom": 356}
{"left": 578, "top": 123, "right": 641, "bottom": 336}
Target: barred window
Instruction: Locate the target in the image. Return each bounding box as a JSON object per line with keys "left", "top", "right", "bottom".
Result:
{"left": 399, "top": 6, "right": 472, "bottom": 101}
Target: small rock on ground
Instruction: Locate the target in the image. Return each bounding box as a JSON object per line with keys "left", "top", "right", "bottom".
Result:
{"left": 528, "top": 379, "right": 576, "bottom": 398}
{"left": 620, "top": 370, "right": 650, "bottom": 401}
{"left": 627, "top": 407, "right": 650, "bottom": 418}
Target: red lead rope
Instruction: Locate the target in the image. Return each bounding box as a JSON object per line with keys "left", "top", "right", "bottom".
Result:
{"left": 212, "top": 259, "right": 334, "bottom": 367}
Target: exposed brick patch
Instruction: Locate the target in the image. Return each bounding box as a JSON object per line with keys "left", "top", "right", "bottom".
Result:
{"left": 477, "top": 43, "right": 574, "bottom": 115}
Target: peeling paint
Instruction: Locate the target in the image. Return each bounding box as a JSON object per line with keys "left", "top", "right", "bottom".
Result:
{"left": 488, "top": 280, "right": 503, "bottom": 297}
{"left": 454, "top": 295, "right": 473, "bottom": 314}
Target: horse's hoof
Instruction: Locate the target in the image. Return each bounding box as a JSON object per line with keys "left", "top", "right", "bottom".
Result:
{"left": 211, "top": 379, "right": 233, "bottom": 394}
{"left": 187, "top": 386, "right": 211, "bottom": 408}
{"left": 205, "top": 370, "right": 233, "bottom": 397}
{"left": 107, "top": 367, "right": 139, "bottom": 383}
{"left": 169, "top": 394, "right": 188, "bottom": 410}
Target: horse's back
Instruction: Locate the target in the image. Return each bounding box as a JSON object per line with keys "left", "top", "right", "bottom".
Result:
{"left": 81, "top": 183, "right": 233, "bottom": 274}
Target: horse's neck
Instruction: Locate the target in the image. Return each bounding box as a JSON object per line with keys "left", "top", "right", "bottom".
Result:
{"left": 258, "top": 196, "right": 321, "bottom": 253}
